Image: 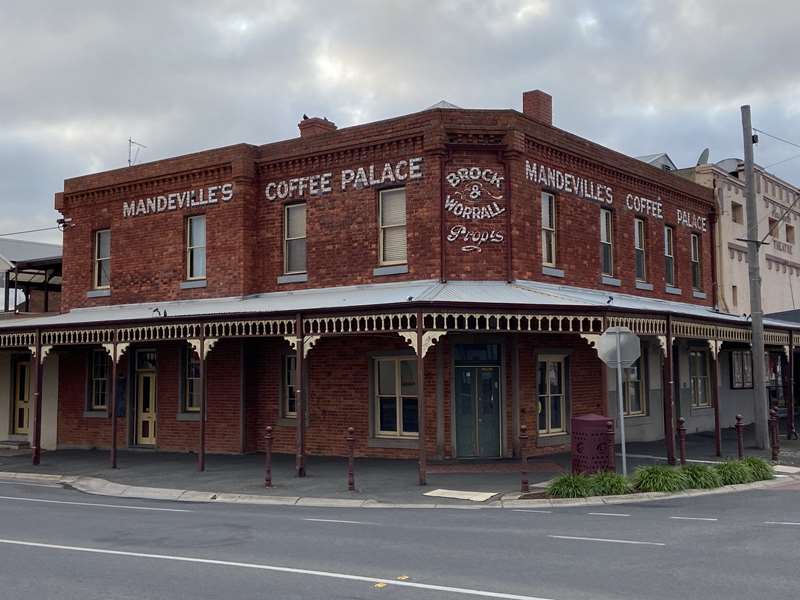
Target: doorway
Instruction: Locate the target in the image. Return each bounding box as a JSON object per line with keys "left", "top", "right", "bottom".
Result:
{"left": 12, "top": 361, "right": 30, "bottom": 435}
{"left": 454, "top": 344, "right": 502, "bottom": 458}
{"left": 134, "top": 350, "right": 157, "bottom": 446}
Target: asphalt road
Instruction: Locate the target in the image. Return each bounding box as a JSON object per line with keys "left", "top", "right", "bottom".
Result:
{"left": 0, "top": 477, "right": 798, "bottom": 599}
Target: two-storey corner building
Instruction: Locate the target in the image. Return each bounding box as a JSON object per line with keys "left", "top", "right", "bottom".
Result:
{"left": 0, "top": 89, "right": 797, "bottom": 475}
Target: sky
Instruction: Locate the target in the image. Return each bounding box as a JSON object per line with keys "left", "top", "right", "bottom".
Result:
{"left": 1, "top": 0, "right": 799, "bottom": 246}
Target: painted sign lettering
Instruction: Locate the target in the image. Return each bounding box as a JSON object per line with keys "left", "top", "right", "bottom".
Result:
{"left": 445, "top": 165, "right": 506, "bottom": 252}
{"left": 676, "top": 209, "right": 708, "bottom": 232}
{"left": 122, "top": 183, "right": 234, "bottom": 218}
{"left": 525, "top": 160, "right": 613, "bottom": 205}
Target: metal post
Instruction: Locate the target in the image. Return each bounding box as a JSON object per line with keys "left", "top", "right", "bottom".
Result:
{"left": 742, "top": 105, "right": 769, "bottom": 450}
{"left": 198, "top": 340, "right": 206, "bottom": 472}
{"left": 615, "top": 330, "right": 628, "bottom": 477}
{"left": 606, "top": 420, "right": 615, "bottom": 472}
{"left": 519, "top": 424, "right": 529, "bottom": 493}
{"left": 264, "top": 426, "right": 273, "bottom": 488}
{"left": 711, "top": 348, "right": 722, "bottom": 457}
{"left": 295, "top": 314, "right": 306, "bottom": 477}
{"left": 109, "top": 346, "right": 118, "bottom": 469}
{"left": 769, "top": 408, "right": 780, "bottom": 462}
{"left": 43, "top": 268, "right": 50, "bottom": 313}
{"left": 31, "top": 337, "right": 43, "bottom": 466}
{"left": 735, "top": 414, "right": 745, "bottom": 459}
{"left": 13, "top": 265, "right": 18, "bottom": 312}
{"left": 416, "top": 312, "right": 427, "bottom": 486}
{"left": 663, "top": 317, "right": 676, "bottom": 465}
{"left": 3, "top": 271, "right": 9, "bottom": 312}
{"left": 789, "top": 341, "right": 797, "bottom": 439}
{"left": 677, "top": 417, "right": 687, "bottom": 466}
{"left": 346, "top": 427, "right": 355, "bottom": 492}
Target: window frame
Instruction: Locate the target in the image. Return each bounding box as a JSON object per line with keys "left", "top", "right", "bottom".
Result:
{"left": 284, "top": 203, "right": 307, "bottom": 275}
{"left": 664, "top": 225, "right": 675, "bottom": 287}
{"left": 537, "top": 354, "right": 567, "bottom": 436}
{"left": 634, "top": 218, "right": 647, "bottom": 282}
{"left": 689, "top": 349, "right": 711, "bottom": 408}
{"left": 623, "top": 345, "right": 648, "bottom": 417}
{"left": 378, "top": 188, "right": 408, "bottom": 266}
{"left": 186, "top": 215, "right": 207, "bottom": 281}
{"left": 282, "top": 354, "right": 297, "bottom": 419}
{"left": 731, "top": 201, "right": 744, "bottom": 225}
{"left": 93, "top": 229, "right": 111, "bottom": 290}
{"left": 87, "top": 349, "right": 110, "bottom": 411}
{"left": 181, "top": 347, "right": 202, "bottom": 413}
{"left": 730, "top": 350, "right": 754, "bottom": 390}
{"left": 373, "top": 356, "right": 418, "bottom": 439}
{"left": 690, "top": 233, "right": 702, "bottom": 290}
{"left": 600, "top": 208, "right": 614, "bottom": 276}
{"left": 541, "top": 192, "right": 557, "bottom": 267}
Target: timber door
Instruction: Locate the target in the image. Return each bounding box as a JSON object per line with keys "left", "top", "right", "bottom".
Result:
{"left": 455, "top": 365, "right": 501, "bottom": 458}
{"left": 136, "top": 372, "right": 157, "bottom": 445}
{"left": 12, "top": 361, "right": 30, "bottom": 435}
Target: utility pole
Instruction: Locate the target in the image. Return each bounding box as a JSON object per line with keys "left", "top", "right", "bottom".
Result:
{"left": 741, "top": 105, "right": 769, "bottom": 449}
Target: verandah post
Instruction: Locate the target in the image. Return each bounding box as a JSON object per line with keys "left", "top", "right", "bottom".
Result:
{"left": 31, "top": 332, "right": 43, "bottom": 466}
{"left": 663, "top": 316, "right": 676, "bottom": 465}
{"left": 416, "top": 311, "right": 426, "bottom": 486}
{"left": 109, "top": 343, "right": 118, "bottom": 469}
{"left": 295, "top": 313, "right": 306, "bottom": 477}
{"left": 710, "top": 341, "right": 722, "bottom": 457}
{"left": 198, "top": 336, "right": 206, "bottom": 472}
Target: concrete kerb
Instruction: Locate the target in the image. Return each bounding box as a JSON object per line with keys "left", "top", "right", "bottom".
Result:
{"left": 3, "top": 471, "right": 794, "bottom": 510}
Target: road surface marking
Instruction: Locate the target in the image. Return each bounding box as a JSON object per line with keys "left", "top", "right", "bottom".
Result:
{"left": 0, "top": 538, "right": 558, "bottom": 600}
{"left": 548, "top": 535, "right": 664, "bottom": 546}
{"left": 587, "top": 512, "right": 630, "bottom": 517}
{"left": 512, "top": 509, "right": 552, "bottom": 514}
{"left": 670, "top": 516, "right": 718, "bottom": 522}
{"left": 0, "top": 495, "right": 191, "bottom": 512}
{"left": 302, "top": 518, "right": 375, "bottom": 525}
{"left": 0, "top": 480, "right": 60, "bottom": 489}
{"left": 764, "top": 521, "right": 800, "bottom": 526}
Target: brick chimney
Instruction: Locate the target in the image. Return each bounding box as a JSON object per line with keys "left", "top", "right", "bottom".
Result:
{"left": 298, "top": 116, "right": 337, "bottom": 138}
{"left": 522, "top": 90, "right": 552, "bottom": 126}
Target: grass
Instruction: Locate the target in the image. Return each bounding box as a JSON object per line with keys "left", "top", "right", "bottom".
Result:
{"left": 742, "top": 456, "right": 775, "bottom": 481}
{"left": 682, "top": 464, "right": 723, "bottom": 489}
{"left": 547, "top": 473, "right": 593, "bottom": 498}
{"left": 715, "top": 460, "right": 755, "bottom": 485}
{"left": 589, "top": 470, "right": 632, "bottom": 496}
{"left": 632, "top": 465, "right": 689, "bottom": 493}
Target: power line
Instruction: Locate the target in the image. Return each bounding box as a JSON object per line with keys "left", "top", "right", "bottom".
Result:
{"left": 753, "top": 127, "right": 800, "bottom": 152}
{"left": 0, "top": 226, "right": 62, "bottom": 238}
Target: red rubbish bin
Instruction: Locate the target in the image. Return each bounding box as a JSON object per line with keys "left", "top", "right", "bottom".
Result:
{"left": 571, "top": 414, "right": 615, "bottom": 474}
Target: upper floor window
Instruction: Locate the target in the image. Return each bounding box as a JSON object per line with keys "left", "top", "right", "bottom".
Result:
{"left": 374, "top": 357, "right": 418, "bottom": 438}
{"left": 600, "top": 208, "right": 613, "bottom": 276}
{"left": 186, "top": 215, "right": 206, "bottom": 280}
{"left": 94, "top": 230, "right": 111, "bottom": 289}
{"left": 691, "top": 233, "right": 701, "bottom": 290}
{"left": 541, "top": 192, "right": 557, "bottom": 267}
{"left": 731, "top": 202, "right": 744, "bottom": 224}
{"left": 282, "top": 354, "right": 297, "bottom": 418}
{"left": 379, "top": 189, "right": 407, "bottom": 265}
{"left": 664, "top": 226, "right": 675, "bottom": 287}
{"left": 284, "top": 203, "right": 307, "bottom": 274}
{"left": 634, "top": 218, "right": 646, "bottom": 281}
{"left": 182, "top": 348, "right": 201, "bottom": 413}
{"left": 787, "top": 224, "right": 795, "bottom": 245}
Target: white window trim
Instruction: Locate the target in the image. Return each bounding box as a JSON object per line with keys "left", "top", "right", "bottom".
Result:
{"left": 186, "top": 215, "right": 207, "bottom": 281}
{"left": 89, "top": 349, "right": 109, "bottom": 411}
{"left": 374, "top": 356, "right": 418, "bottom": 439}
{"left": 284, "top": 203, "right": 307, "bottom": 275}
{"left": 664, "top": 226, "right": 675, "bottom": 287}
{"left": 541, "top": 192, "right": 557, "bottom": 268}
{"left": 183, "top": 349, "right": 201, "bottom": 413}
{"left": 378, "top": 188, "right": 407, "bottom": 266}
{"left": 634, "top": 218, "right": 647, "bottom": 282}
{"left": 538, "top": 353, "right": 567, "bottom": 436}
{"left": 600, "top": 208, "right": 613, "bottom": 276}
{"left": 689, "top": 349, "right": 711, "bottom": 408}
{"left": 93, "top": 229, "right": 111, "bottom": 290}
{"left": 690, "top": 233, "right": 701, "bottom": 290}
{"left": 282, "top": 354, "right": 297, "bottom": 418}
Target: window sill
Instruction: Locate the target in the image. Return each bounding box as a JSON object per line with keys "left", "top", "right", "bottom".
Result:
{"left": 86, "top": 289, "right": 111, "bottom": 298}
{"left": 276, "top": 417, "right": 297, "bottom": 427}
{"left": 180, "top": 279, "right": 207, "bottom": 290}
{"left": 368, "top": 437, "right": 419, "bottom": 449}
{"left": 373, "top": 264, "right": 409, "bottom": 277}
{"left": 623, "top": 413, "right": 649, "bottom": 419}
{"left": 635, "top": 281, "right": 654, "bottom": 291}
{"left": 542, "top": 266, "right": 565, "bottom": 278}
{"left": 601, "top": 275, "right": 621, "bottom": 287}
{"left": 692, "top": 290, "right": 707, "bottom": 300}
{"left": 536, "top": 433, "right": 570, "bottom": 447}
{"left": 665, "top": 286, "right": 682, "bottom": 295}
{"left": 277, "top": 273, "right": 308, "bottom": 284}
{"left": 83, "top": 410, "right": 107, "bottom": 418}
{"left": 176, "top": 412, "right": 200, "bottom": 421}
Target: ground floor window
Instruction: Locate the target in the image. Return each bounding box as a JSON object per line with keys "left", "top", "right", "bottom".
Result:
{"left": 374, "top": 357, "right": 418, "bottom": 438}
{"left": 730, "top": 350, "right": 753, "bottom": 389}
{"left": 182, "top": 348, "right": 201, "bottom": 413}
{"left": 538, "top": 355, "right": 566, "bottom": 435}
{"left": 689, "top": 350, "right": 711, "bottom": 407}
{"left": 623, "top": 346, "right": 647, "bottom": 416}
{"left": 282, "top": 354, "right": 297, "bottom": 418}
{"left": 88, "top": 349, "right": 110, "bottom": 411}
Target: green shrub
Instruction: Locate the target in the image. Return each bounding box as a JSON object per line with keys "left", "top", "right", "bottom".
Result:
{"left": 547, "top": 473, "right": 593, "bottom": 498}
{"left": 715, "top": 460, "right": 754, "bottom": 485}
{"left": 742, "top": 457, "right": 775, "bottom": 481}
{"left": 589, "top": 471, "right": 632, "bottom": 496}
{"left": 632, "top": 465, "right": 689, "bottom": 493}
{"left": 682, "top": 464, "right": 723, "bottom": 489}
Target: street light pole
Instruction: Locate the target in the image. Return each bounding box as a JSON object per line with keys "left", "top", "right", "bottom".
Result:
{"left": 741, "top": 104, "right": 769, "bottom": 449}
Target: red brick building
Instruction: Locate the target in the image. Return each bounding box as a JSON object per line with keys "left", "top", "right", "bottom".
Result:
{"left": 1, "top": 90, "right": 797, "bottom": 478}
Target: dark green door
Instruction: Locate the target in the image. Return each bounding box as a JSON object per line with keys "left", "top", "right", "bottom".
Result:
{"left": 455, "top": 365, "right": 501, "bottom": 458}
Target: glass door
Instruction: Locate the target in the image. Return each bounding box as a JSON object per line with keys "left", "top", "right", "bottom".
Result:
{"left": 455, "top": 365, "right": 501, "bottom": 458}
{"left": 12, "top": 361, "right": 30, "bottom": 435}
{"left": 136, "top": 372, "right": 157, "bottom": 445}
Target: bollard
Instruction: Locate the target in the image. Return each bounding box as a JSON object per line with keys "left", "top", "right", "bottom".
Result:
{"left": 769, "top": 408, "right": 780, "bottom": 462}
{"left": 606, "top": 420, "right": 615, "bottom": 472}
{"left": 346, "top": 427, "right": 355, "bottom": 492}
{"left": 519, "top": 425, "right": 529, "bottom": 494}
{"left": 677, "top": 417, "right": 687, "bottom": 466}
{"left": 264, "top": 426, "right": 273, "bottom": 488}
{"left": 735, "top": 414, "right": 744, "bottom": 459}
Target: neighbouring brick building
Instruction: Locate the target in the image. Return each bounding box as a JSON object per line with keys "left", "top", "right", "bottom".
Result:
{"left": 1, "top": 90, "right": 797, "bottom": 478}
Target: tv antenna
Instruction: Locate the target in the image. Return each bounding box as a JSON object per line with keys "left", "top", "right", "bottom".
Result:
{"left": 128, "top": 138, "right": 147, "bottom": 167}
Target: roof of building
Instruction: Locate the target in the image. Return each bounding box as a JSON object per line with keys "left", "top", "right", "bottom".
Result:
{"left": 0, "top": 279, "right": 795, "bottom": 332}
{"left": 0, "top": 238, "right": 62, "bottom": 269}
{"left": 636, "top": 152, "right": 678, "bottom": 171}
{"left": 426, "top": 100, "right": 462, "bottom": 110}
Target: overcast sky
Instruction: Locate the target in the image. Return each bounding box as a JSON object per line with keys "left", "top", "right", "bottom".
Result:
{"left": 2, "top": 0, "right": 799, "bottom": 245}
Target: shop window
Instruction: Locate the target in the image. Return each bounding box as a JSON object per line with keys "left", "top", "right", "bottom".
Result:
{"left": 374, "top": 357, "right": 417, "bottom": 438}
{"left": 731, "top": 202, "right": 744, "bottom": 224}
{"left": 379, "top": 189, "right": 407, "bottom": 265}
{"left": 600, "top": 208, "right": 613, "bottom": 276}
{"left": 538, "top": 355, "right": 566, "bottom": 435}
{"left": 623, "top": 346, "right": 647, "bottom": 416}
{"left": 691, "top": 233, "right": 702, "bottom": 290}
{"left": 186, "top": 215, "right": 206, "bottom": 280}
{"left": 282, "top": 354, "right": 297, "bottom": 418}
{"left": 284, "top": 203, "right": 307, "bottom": 274}
{"left": 181, "top": 348, "right": 201, "bottom": 413}
{"left": 94, "top": 229, "right": 111, "bottom": 289}
{"left": 541, "top": 192, "right": 557, "bottom": 267}
{"left": 730, "top": 350, "right": 753, "bottom": 389}
{"left": 689, "top": 350, "right": 710, "bottom": 408}
{"left": 664, "top": 226, "right": 675, "bottom": 287}
{"left": 634, "top": 218, "right": 647, "bottom": 281}
{"left": 88, "top": 349, "right": 110, "bottom": 411}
